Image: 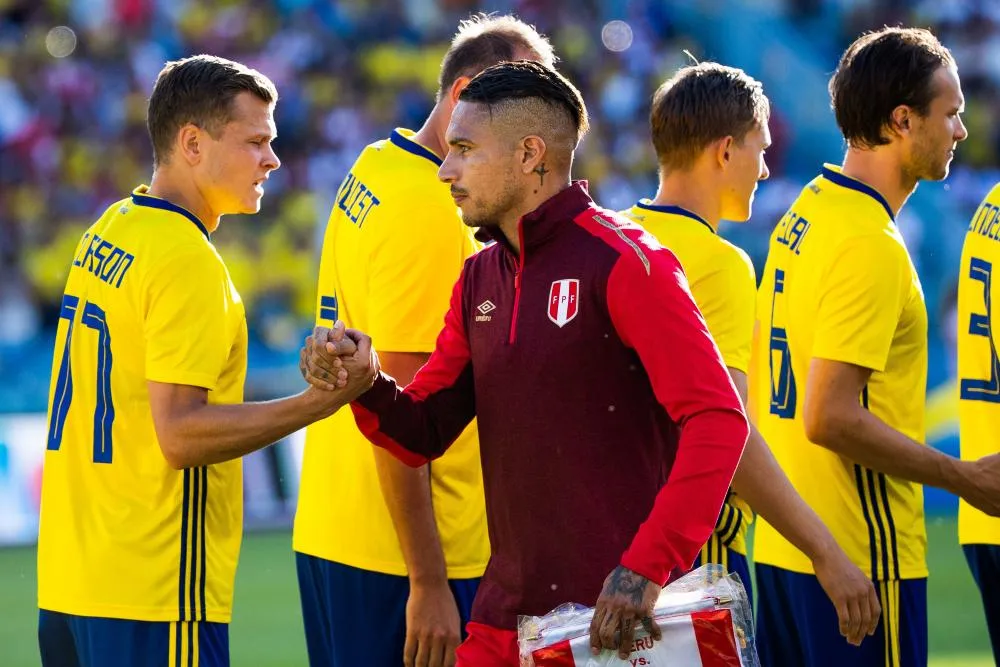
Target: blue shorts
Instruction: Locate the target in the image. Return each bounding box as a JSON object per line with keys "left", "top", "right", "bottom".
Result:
{"left": 38, "top": 609, "right": 228, "bottom": 667}
{"left": 964, "top": 544, "right": 1000, "bottom": 665}
{"left": 693, "top": 535, "right": 753, "bottom": 605}
{"left": 295, "top": 553, "right": 480, "bottom": 667}
{"left": 755, "top": 564, "right": 927, "bottom": 667}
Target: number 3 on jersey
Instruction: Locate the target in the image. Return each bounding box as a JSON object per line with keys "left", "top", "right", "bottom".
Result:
{"left": 960, "top": 257, "right": 1000, "bottom": 403}
{"left": 769, "top": 268, "right": 797, "bottom": 418}
{"left": 46, "top": 292, "right": 115, "bottom": 462}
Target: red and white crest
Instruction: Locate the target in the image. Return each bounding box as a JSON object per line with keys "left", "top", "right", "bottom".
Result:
{"left": 548, "top": 279, "right": 579, "bottom": 327}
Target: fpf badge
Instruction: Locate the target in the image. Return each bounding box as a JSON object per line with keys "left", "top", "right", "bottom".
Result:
{"left": 548, "top": 279, "right": 579, "bottom": 327}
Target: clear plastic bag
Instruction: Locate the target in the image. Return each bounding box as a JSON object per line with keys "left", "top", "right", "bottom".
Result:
{"left": 517, "top": 564, "right": 759, "bottom": 667}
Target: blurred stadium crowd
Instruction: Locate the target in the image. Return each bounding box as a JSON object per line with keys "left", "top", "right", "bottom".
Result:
{"left": 2, "top": 0, "right": 1000, "bottom": 410}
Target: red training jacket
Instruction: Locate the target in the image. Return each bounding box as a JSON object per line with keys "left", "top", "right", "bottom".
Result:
{"left": 352, "top": 182, "right": 749, "bottom": 630}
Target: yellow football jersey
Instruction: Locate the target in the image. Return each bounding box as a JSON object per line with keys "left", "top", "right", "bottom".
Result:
{"left": 293, "top": 129, "right": 489, "bottom": 578}
{"left": 751, "top": 165, "right": 928, "bottom": 580}
{"left": 958, "top": 183, "right": 1000, "bottom": 546}
{"left": 623, "top": 202, "right": 754, "bottom": 556}
{"left": 38, "top": 186, "right": 247, "bottom": 622}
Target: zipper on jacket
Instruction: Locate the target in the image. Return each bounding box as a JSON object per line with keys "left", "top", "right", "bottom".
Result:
{"left": 508, "top": 221, "right": 526, "bottom": 344}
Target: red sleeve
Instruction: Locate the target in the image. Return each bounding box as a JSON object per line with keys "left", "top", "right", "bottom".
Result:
{"left": 606, "top": 243, "right": 749, "bottom": 585}
{"left": 351, "top": 269, "right": 476, "bottom": 467}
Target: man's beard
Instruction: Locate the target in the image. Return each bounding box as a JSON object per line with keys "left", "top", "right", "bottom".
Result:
{"left": 909, "top": 137, "right": 951, "bottom": 183}
{"left": 461, "top": 183, "right": 523, "bottom": 229}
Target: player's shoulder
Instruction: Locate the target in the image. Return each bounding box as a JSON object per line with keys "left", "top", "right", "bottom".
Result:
{"left": 963, "top": 183, "right": 1000, "bottom": 254}
{"left": 715, "top": 235, "right": 756, "bottom": 282}
{"left": 354, "top": 129, "right": 443, "bottom": 189}
{"left": 982, "top": 181, "right": 1000, "bottom": 207}
{"left": 344, "top": 131, "right": 455, "bottom": 229}
{"left": 94, "top": 190, "right": 218, "bottom": 259}
{"left": 579, "top": 206, "right": 684, "bottom": 278}
{"left": 806, "top": 165, "right": 895, "bottom": 229}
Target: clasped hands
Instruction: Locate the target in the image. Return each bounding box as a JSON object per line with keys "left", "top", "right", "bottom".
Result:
{"left": 299, "top": 323, "right": 380, "bottom": 402}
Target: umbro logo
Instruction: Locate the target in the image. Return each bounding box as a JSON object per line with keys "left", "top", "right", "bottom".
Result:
{"left": 475, "top": 299, "right": 496, "bottom": 322}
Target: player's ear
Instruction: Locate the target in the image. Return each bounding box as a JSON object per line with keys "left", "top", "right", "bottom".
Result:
{"left": 177, "top": 124, "right": 204, "bottom": 166}
{"left": 890, "top": 105, "right": 911, "bottom": 136}
{"left": 716, "top": 136, "right": 735, "bottom": 169}
{"left": 448, "top": 76, "right": 472, "bottom": 106}
{"left": 519, "top": 135, "right": 546, "bottom": 174}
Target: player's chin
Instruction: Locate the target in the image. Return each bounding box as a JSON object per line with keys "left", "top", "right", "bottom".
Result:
{"left": 928, "top": 163, "right": 951, "bottom": 182}
{"left": 243, "top": 195, "right": 264, "bottom": 213}
{"left": 726, "top": 202, "right": 752, "bottom": 223}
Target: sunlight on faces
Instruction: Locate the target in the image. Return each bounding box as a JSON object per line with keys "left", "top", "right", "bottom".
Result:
{"left": 720, "top": 123, "right": 771, "bottom": 223}
{"left": 439, "top": 101, "right": 526, "bottom": 228}
{"left": 904, "top": 65, "right": 967, "bottom": 182}
{"left": 196, "top": 92, "right": 280, "bottom": 218}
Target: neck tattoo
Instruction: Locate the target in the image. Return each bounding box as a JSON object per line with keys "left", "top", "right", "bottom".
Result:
{"left": 534, "top": 162, "right": 549, "bottom": 186}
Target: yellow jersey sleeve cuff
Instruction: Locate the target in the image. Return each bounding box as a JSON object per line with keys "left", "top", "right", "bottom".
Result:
{"left": 810, "top": 347, "right": 888, "bottom": 374}
{"left": 367, "top": 337, "right": 439, "bottom": 355}
{"left": 145, "top": 369, "right": 219, "bottom": 391}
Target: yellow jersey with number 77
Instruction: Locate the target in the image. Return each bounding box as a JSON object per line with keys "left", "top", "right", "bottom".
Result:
{"left": 37, "top": 186, "right": 247, "bottom": 623}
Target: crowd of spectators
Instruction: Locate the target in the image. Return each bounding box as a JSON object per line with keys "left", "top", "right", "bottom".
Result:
{"left": 1, "top": 0, "right": 998, "bottom": 405}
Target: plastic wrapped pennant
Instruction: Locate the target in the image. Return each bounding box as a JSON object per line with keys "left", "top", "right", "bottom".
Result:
{"left": 518, "top": 565, "right": 759, "bottom": 667}
{"left": 529, "top": 608, "right": 741, "bottom": 666}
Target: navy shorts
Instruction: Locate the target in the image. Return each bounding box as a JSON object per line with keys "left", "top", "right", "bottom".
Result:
{"left": 755, "top": 564, "right": 927, "bottom": 667}
{"left": 964, "top": 544, "right": 1000, "bottom": 666}
{"left": 38, "top": 609, "right": 228, "bottom": 667}
{"left": 296, "top": 552, "right": 480, "bottom": 667}
{"left": 693, "top": 536, "right": 753, "bottom": 605}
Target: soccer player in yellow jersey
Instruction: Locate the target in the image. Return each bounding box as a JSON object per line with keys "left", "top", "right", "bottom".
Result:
{"left": 36, "top": 56, "right": 373, "bottom": 667}
{"left": 750, "top": 28, "right": 1000, "bottom": 666}
{"left": 957, "top": 182, "right": 1000, "bottom": 664}
{"left": 623, "top": 62, "right": 879, "bottom": 647}
{"left": 292, "top": 15, "right": 555, "bottom": 667}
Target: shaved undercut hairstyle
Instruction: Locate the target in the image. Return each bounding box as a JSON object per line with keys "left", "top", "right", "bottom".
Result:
{"left": 458, "top": 60, "right": 589, "bottom": 158}
{"left": 438, "top": 13, "right": 556, "bottom": 101}
{"left": 650, "top": 62, "right": 769, "bottom": 172}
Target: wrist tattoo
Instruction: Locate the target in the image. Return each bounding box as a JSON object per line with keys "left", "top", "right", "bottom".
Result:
{"left": 603, "top": 565, "right": 648, "bottom": 605}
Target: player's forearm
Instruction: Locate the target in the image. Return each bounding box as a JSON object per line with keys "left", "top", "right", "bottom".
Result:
{"left": 621, "top": 407, "right": 749, "bottom": 584}
{"left": 352, "top": 371, "right": 475, "bottom": 466}
{"left": 808, "top": 404, "right": 964, "bottom": 493}
{"left": 372, "top": 448, "right": 450, "bottom": 586}
{"left": 158, "top": 391, "right": 338, "bottom": 469}
{"left": 731, "top": 424, "right": 838, "bottom": 561}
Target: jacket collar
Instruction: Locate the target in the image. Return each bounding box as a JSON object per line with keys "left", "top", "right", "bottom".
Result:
{"left": 480, "top": 181, "right": 593, "bottom": 253}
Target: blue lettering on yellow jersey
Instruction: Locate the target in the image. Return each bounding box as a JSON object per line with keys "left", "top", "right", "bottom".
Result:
{"left": 72, "top": 231, "right": 136, "bottom": 288}
{"left": 336, "top": 172, "right": 381, "bottom": 228}
{"left": 958, "top": 183, "right": 1000, "bottom": 545}
{"left": 38, "top": 185, "right": 248, "bottom": 623}
{"left": 294, "top": 128, "right": 489, "bottom": 578}
{"left": 751, "top": 164, "right": 928, "bottom": 581}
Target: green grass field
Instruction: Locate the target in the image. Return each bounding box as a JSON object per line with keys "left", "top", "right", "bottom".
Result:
{"left": 0, "top": 517, "right": 992, "bottom": 666}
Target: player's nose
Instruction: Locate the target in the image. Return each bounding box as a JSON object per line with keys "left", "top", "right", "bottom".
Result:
{"left": 263, "top": 144, "right": 280, "bottom": 171}
{"left": 438, "top": 154, "right": 457, "bottom": 184}
{"left": 760, "top": 159, "right": 771, "bottom": 182}
{"left": 955, "top": 116, "right": 969, "bottom": 143}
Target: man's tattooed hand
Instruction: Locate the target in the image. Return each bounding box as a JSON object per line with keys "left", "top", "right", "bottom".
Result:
{"left": 588, "top": 565, "right": 663, "bottom": 659}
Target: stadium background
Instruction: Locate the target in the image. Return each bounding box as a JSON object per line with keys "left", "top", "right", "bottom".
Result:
{"left": 0, "top": 0, "right": 997, "bottom": 664}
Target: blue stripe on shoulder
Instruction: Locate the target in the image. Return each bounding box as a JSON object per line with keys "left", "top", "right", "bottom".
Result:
{"left": 389, "top": 130, "right": 442, "bottom": 167}
{"left": 821, "top": 167, "right": 895, "bottom": 221}
{"left": 131, "top": 193, "right": 211, "bottom": 240}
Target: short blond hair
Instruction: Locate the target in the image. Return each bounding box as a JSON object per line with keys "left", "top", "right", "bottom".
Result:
{"left": 651, "top": 62, "right": 769, "bottom": 171}
{"left": 437, "top": 13, "right": 556, "bottom": 100}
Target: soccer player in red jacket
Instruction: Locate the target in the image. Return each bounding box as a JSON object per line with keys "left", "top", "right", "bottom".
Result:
{"left": 301, "top": 61, "right": 749, "bottom": 666}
